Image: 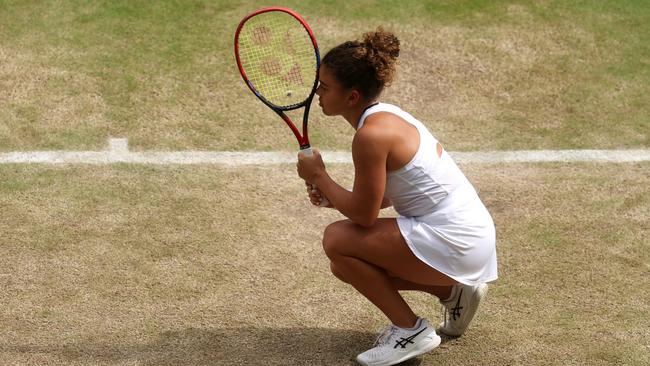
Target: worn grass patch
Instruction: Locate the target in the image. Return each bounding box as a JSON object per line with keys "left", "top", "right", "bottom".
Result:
{"left": 0, "top": 162, "right": 648, "bottom": 365}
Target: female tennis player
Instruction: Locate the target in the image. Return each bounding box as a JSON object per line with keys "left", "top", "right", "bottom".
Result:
{"left": 296, "top": 28, "right": 497, "bottom": 366}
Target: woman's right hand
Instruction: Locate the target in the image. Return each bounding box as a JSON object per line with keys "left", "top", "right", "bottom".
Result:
{"left": 305, "top": 181, "right": 333, "bottom": 208}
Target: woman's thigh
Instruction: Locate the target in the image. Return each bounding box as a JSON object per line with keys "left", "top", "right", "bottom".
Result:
{"left": 323, "top": 218, "right": 457, "bottom": 286}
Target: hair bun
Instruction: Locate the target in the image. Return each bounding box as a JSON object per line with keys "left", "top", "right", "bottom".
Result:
{"left": 355, "top": 27, "right": 400, "bottom": 87}
{"left": 321, "top": 27, "right": 400, "bottom": 100}
{"left": 362, "top": 28, "right": 400, "bottom": 59}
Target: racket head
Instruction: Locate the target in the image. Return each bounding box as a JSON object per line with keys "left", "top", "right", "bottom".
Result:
{"left": 234, "top": 7, "right": 320, "bottom": 111}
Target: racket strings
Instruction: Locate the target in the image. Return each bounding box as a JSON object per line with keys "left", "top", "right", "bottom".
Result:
{"left": 238, "top": 12, "right": 317, "bottom": 108}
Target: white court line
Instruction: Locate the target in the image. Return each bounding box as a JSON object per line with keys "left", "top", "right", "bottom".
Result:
{"left": 1, "top": 138, "right": 649, "bottom": 165}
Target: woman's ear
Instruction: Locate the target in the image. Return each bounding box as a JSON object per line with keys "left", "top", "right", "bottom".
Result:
{"left": 347, "top": 89, "right": 362, "bottom": 106}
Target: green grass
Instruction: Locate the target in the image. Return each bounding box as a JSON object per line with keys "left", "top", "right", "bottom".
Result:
{"left": 0, "top": 0, "right": 648, "bottom": 151}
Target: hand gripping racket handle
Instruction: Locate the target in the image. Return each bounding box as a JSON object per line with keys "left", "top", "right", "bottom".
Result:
{"left": 301, "top": 147, "right": 330, "bottom": 208}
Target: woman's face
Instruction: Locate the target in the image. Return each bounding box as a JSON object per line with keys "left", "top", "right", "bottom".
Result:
{"left": 315, "top": 65, "right": 353, "bottom": 116}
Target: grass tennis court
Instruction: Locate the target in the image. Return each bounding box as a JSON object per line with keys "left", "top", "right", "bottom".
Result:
{"left": 1, "top": 1, "right": 649, "bottom": 365}
{"left": 1, "top": 163, "right": 648, "bottom": 365}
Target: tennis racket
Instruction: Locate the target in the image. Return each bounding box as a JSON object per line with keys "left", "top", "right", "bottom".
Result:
{"left": 234, "top": 7, "right": 329, "bottom": 206}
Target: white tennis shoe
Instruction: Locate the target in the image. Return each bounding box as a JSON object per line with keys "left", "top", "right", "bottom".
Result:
{"left": 356, "top": 317, "right": 441, "bottom": 366}
{"left": 438, "top": 283, "right": 488, "bottom": 337}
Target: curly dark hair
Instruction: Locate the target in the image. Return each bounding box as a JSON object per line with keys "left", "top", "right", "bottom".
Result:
{"left": 322, "top": 27, "right": 400, "bottom": 101}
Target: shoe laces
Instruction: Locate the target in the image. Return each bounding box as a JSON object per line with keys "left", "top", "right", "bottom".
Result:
{"left": 373, "top": 325, "right": 398, "bottom": 347}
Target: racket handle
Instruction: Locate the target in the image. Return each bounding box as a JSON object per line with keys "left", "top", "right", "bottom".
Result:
{"left": 301, "top": 146, "right": 313, "bottom": 156}
{"left": 300, "top": 147, "right": 331, "bottom": 207}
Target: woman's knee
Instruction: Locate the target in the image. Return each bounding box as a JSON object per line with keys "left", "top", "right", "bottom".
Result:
{"left": 329, "top": 261, "right": 348, "bottom": 283}
{"left": 322, "top": 220, "right": 352, "bottom": 259}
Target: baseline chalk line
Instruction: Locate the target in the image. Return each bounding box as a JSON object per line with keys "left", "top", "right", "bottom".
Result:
{"left": 1, "top": 138, "right": 649, "bottom": 165}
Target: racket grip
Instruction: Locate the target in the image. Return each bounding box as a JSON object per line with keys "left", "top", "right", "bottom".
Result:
{"left": 300, "top": 147, "right": 331, "bottom": 207}
{"left": 301, "top": 146, "right": 313, "bottom": 156}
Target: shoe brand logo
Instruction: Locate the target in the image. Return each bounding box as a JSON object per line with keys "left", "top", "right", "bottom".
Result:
{"left": 450, "top": 289, "right": 463, "bottom": 320}
{"left": 393, "top": 327, "right": 427, "bottom": 349}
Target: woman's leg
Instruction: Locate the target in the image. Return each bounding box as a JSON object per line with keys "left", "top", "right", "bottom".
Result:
{"left": 331, "top": 263, "right": 453, "bottom": 300}
{"left": 387, "top": 277, "right": 453, "bottom": 301}
{"left": 322, "top": 218, "right": 457, "bottom": 328}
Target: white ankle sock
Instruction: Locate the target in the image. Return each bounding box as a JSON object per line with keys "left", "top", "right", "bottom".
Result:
{"left": 398, "top": 317, "right": 422, "bottom": 331}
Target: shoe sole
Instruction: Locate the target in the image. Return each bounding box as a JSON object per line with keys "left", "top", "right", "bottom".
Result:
{"left": 355, "top": 334, "right": 441, "bottom": 366}
{"left": 438, "top": 283, "right": 488, "bottom": 337}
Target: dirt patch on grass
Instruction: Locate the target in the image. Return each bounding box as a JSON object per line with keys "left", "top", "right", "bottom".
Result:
{"left": 0, "top": 46, "right": 108, "bottom": 150}
{"left": 382, "top": 21, "right": 602, "bottom": 149}
{"left": 1, "top": 163, "right": 648, "bottom": 364}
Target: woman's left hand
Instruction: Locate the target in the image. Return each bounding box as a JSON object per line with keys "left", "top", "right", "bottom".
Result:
{"left": 297, "top": 148, "right": 326, "bottom": 184}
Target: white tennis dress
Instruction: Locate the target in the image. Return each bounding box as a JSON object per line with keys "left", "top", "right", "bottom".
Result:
{"left": 358, "top": 103, "right": 498, "bottom": 285}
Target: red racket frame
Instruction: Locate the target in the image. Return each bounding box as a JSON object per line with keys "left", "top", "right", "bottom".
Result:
{"left": 234, "top": 7, "right": 321, "bottom": 150}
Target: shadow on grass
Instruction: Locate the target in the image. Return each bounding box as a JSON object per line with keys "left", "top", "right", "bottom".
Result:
{"left": 4, "top": 327, "right": 428, "bottom": 365}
